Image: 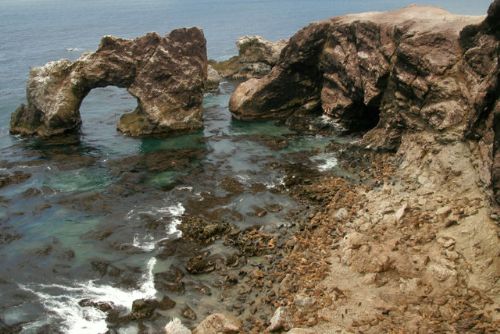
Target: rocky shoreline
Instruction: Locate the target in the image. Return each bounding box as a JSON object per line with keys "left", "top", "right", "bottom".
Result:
{"left": 4, "top": 1, "right": 499, "bottom": 333}
{"left": 178, "top": 2, "right": 499, "bottom": 333}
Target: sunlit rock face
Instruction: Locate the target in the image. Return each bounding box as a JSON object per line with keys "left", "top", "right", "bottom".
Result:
{"left": 229, "top": 4, "right": 498, "bottom": 149}
{"left": 10, "top": 27, "right": 208, "bottom": 137}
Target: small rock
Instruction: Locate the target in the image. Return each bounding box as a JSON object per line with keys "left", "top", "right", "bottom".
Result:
{"left": 436, "top": 206, "right": 452, "bottom": 221}
{"left": 444, "top": 218, "right": 458, "bottom": 228}
{"left": 343, "top": 232, "right": 365, "bottom": 250}
{"left": 429, "top": 263, "right": 457, "bottom": 282}
{"left": 78, "top": 299, "right": 114, "bottom": 313}
{"left": 165, "top": 318, "right": 191, "bottom": 334}
{"left": 130, "top": 298, "right": 159, "bottom": 320}
{"left": 255, "top": 208, "right": 268, "bottom": 217}
{"left": 437, "top": 237, "right": 455, "bottom": 248}
{"left": 395, "top": 203, "right": 407, "bottom": 223}
{"left": 158, "top": 296, "right": 176, "bottom": 310}
{"left": 362, "top": 273, "right": 378, "bottom": 284}
{"left": 186, "top": 253, "right": 216, "bottom": 274}
{"left": 444, "top": 250, "right": 460, "bottom": 260}
{"left": 334, "top": 208, "right": 348, "bottom": 221}
{"left": 181, "top": 305, "right": 197, "bottom": 320}
{"left": 294, "top": 294, "right": 315, "bottom": 308}
{"left": 193, "top": 313, "right": 242, "bottom": 334}
{"left": 267, "top": 306, "right": 289, "bottom": 332}
{"left": 252, "top": 268, "right": 265, "bottom": 279}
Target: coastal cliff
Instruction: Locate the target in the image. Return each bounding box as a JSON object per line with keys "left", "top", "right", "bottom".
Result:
{"left": 229, "top": 6, "right": 498, "bottom": 147}
{"left": 230, "top": 2, "right": 500, "bottom": 200}
{"left": 10, "top": 28, "right": 208, "bottom": 137}
{"left": 222, "top": 2, "right": 500, "bottom": 333}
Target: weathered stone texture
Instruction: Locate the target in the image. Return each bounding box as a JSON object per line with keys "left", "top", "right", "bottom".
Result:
{"left": 11, "top": 28, "right": 207, "bottom": 137}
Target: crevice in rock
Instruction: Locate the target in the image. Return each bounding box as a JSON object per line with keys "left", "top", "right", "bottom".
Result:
{"left": 339, "top": 97, "right": 382, "bottom": 134}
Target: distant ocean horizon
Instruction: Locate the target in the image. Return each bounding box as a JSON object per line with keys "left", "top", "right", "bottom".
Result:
{"left": 0, "top": 0, "right": 492, "bottom": 130}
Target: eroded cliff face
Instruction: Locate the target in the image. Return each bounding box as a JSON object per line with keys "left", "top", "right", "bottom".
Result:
{"left": 229, "top": 2, "right": 499, "bottom": 200}
{"left": 10, "top": 28, "right": 208, "bottom": 137}
{"left": 229, "top": 5, "right": 498, "bottom": 146}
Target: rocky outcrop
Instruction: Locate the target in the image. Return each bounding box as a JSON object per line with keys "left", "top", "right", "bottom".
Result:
{"left": 205, "top": 65, "right": 222, "bottom": 92}
{"left": 229, "top": 5, "right": 498, "bottom": 145}
{"left": 10, "top": 28, "right": 207, "bottom": 137}
{"left": 210, "top": 35, "right": 287, "bottom": 79}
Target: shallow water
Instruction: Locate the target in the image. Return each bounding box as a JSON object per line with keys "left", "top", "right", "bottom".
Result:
{"left": 0, "top": 80, "right": 345, "bottom": 333}
{"left": 0, "top": 1, "right": 491, "bottom": 333}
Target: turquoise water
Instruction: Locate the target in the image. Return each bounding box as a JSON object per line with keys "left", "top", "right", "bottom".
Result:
{"left": 0, "top": 1, "right": 492, "bottom": 333}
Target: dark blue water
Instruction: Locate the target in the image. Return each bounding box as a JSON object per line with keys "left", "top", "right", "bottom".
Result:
{"left": 0, "top": 1, "right": 491, "bottom": 333}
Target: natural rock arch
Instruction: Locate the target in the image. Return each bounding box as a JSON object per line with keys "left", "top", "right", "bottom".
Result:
{"left": 10, "top": 28, "right": 207, "bottom": 137}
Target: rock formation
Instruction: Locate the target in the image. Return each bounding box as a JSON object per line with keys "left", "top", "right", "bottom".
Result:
{"left": 229, "top": 5, "right": 497, "bottom": 144}
{"left": 205, "top": 65, "right": 222, "bottom": 92}
{"left": 229, "top": 2, "right": 499, "bottom": 200}
{"left": 10, "top": 28, "right": 207, "bottom": 137}
{"left": 210, "top": 35, "right": 287, "bottom": 79}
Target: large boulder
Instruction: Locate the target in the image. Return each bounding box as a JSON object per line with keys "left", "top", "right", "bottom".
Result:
{"left": 229, "top": 5, "right": 498, "bottom": 149}
{"left": 10, "top": 27, "right": 207, "bottom": 137}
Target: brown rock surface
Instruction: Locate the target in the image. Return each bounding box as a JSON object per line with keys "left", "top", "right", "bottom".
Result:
{"left": 230, "top": 2, "right": 500, "bottom": 202}
{"left": 210, "top": 35, "right": 287, "bottom": 79}
{"left": 192, "top": 313, "right": 241, "bottom": 334}
{"left": 229, "top": 5, "right": 497, "bottom": 148}
{"left": 215, "top": 3, "right": 500, "bottom": 333}
{"left": 10, "top": 28, "right": 207, "bottom": 137}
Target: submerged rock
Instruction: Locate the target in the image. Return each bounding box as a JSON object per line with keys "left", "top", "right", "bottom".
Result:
{"left": 186, "top": 252, "right": 216, "bottom": 274}
{"left": 11, "top": 28, "right": 207, "bottom": 137}
{"left": 0, "top": 171, "right": 31, "bottom": 189}
{"left": 78, "top": 299, "right": 115, "bottom": 313}
{"left": 179, "top": 216, "right": 233, "bottom": 244}
{"left": 181, "top": 305, "right": 197, "bottom": 320}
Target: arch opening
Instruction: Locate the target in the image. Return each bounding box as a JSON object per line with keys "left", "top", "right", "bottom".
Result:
{"left": 79, "top": 86, "right": 138, "bottom": 140}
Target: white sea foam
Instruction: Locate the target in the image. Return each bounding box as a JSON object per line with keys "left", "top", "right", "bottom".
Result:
{"left": 20, "top": 257, "right": 157, "bottom": 333}
{"left": 319, "top": 114, "right": 346, "bottom": 131}
{"left": 176, "top": 186, "right": 193, "bottom": 191}
{"left": 126, "top": 202, "right": 184, "bottom": 221}
{"left": 164, "top": 203, "right": 185, "bottom": 238}
{"left": 265, "top": 175, "right": 286, "bottom": 189}
{"left": 310, "top": 152, "right": 338, "bottom": 171}
{"left": 127, "top": 202, "right": 185, "bottom": 246}
{"left": 235, "top": 174, "right": 251, "bottom": 185}
{"left": 132, "top": 233, "right": 155, "bottom": 251}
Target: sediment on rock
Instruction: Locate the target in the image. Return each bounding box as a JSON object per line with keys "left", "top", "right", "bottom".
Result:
{"left": 10, "top": 28, "right": 208, "bottom": 138}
